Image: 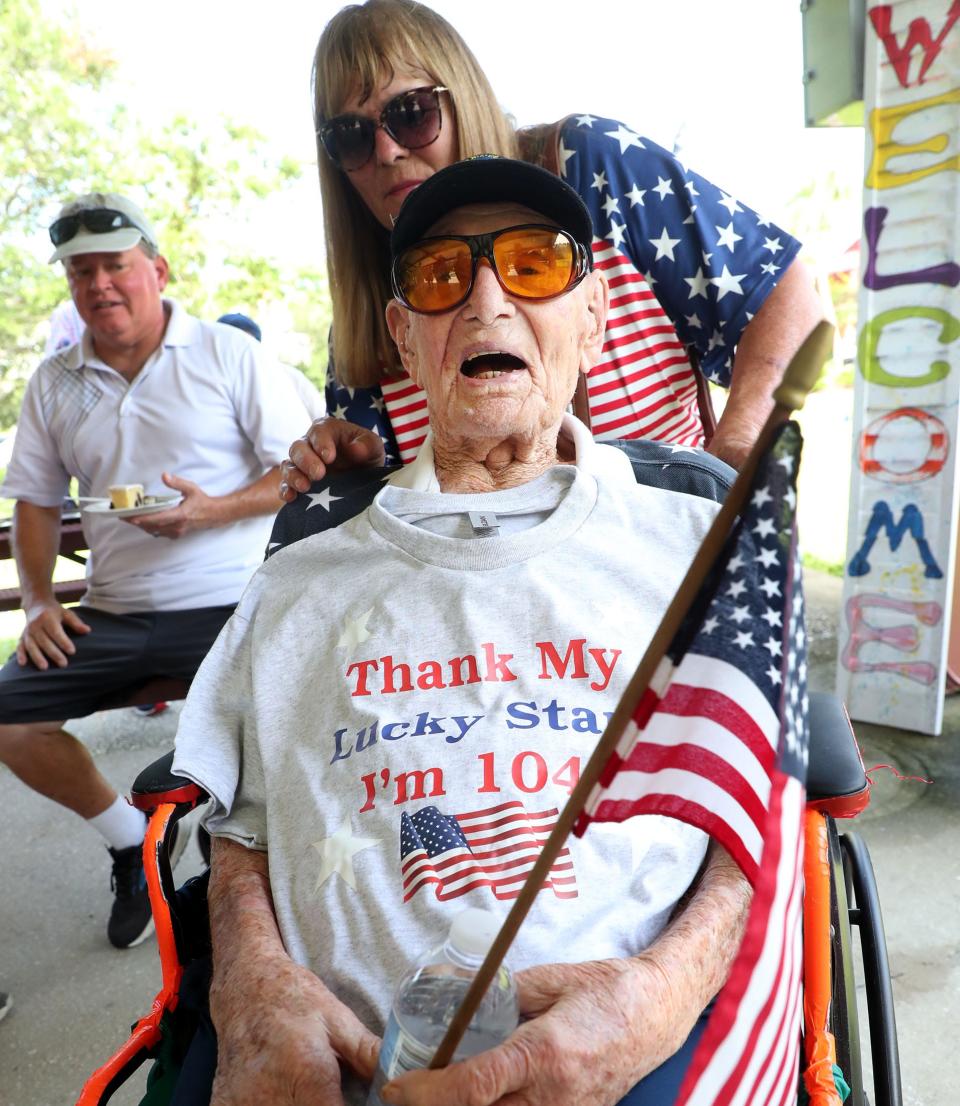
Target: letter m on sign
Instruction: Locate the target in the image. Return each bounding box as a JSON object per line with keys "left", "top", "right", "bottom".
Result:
{"left": 868, "top": 1, "right": 960, "bottom": 87}
{"left": 848, "top": 501, "right": 943, "bottom": 579}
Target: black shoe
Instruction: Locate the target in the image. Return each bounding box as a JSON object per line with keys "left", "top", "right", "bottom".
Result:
{"left": 107, "top": 843, "right": 154, "bottom": 949}
{"left": 0, "top": 991, "right": 11, "bottom": 1024}
{"left": 106, "top": 822, "right": 187, "bottom": 949}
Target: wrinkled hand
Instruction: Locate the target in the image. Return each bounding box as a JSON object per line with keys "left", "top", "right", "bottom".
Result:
{"left": 18, "top": 601, "right": 91, "bottom": 669}
{"left": 125, "top": 472, "right": 224, "bottom": 540}
{"left": 210, "top": 953, "right": 380, "bottom": 1106}
{"left": 380, "top": 958, "right": 691, "bottom": 1106}
{"left": 280, "top": 418, "right": 386, "bottom": 502}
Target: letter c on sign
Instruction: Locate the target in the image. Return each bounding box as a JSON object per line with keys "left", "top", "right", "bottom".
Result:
{"left": 859, "top": 407, "right": 949, "bottom": 484}
{"left": 858, "top": 307, "right": 960, "bottom": 388}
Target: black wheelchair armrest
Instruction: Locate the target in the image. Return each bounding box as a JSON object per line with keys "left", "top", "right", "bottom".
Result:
{"left": 806, "top": 692, "right": 869, "bottom": 815}
{"left": 131, "top": 748, "right": 209, "bottom": 814}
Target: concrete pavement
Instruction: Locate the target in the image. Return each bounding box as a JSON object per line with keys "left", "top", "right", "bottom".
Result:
{"left": 0, "top": 707, "right": 204, "bottom": 1106}
{"left": 0, "top": 568, "right": 955, "bottom": 1105}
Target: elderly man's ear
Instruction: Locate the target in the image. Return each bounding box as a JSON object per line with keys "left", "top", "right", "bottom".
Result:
{"left": 386, "top": 300, "right": 418, "bottom": 382}
{"left": 578, "top": 270, "right": 609, "bottom": 376}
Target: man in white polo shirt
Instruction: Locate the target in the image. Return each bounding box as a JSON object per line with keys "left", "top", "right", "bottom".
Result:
{"left": 0, "top": 191, "right": 310, "bottom": 949}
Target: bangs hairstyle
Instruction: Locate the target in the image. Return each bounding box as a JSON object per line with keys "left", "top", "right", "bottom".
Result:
{"left": 312, "top": 0, "right": 518, "bottom": 388}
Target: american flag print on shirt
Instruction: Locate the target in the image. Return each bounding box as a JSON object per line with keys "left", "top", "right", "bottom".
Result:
{"left": 400, "top": 800, "right": 578, "bottom": 902}
{"left": 574, "top": 422, "right": 809, "bottom": 1106}
{"left": 324, "top": 115, "right": 801, "bottom": 465}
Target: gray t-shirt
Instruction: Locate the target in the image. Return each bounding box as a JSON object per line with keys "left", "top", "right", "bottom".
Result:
{"left": 174, "top": 435, "right": 720, "bottom": 1093}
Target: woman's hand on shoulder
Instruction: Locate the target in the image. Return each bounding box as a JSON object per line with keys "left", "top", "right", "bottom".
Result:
{"left": 280, "top": 417, "right": 386, "bottom": 501}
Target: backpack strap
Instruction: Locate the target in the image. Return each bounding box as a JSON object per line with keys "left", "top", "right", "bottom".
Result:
{"left": 688, "top": 347, "right": 718, "bottom": 446}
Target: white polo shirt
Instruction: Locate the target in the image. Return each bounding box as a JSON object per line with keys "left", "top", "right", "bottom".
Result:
{"left": 3, "top": 300, "right": 311, "bottom": 613}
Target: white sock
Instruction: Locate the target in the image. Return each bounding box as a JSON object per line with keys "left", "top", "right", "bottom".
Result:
{"left": 88, "top": 796, "right": 147, "bottom": 851}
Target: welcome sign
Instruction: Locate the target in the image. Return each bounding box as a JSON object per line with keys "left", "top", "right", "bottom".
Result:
{"left": 837, "top": 1, "right": 960, "bottom": 733}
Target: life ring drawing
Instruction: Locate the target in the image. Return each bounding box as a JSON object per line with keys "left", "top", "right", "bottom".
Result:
{"left": 859, "top": 407, "right": 949, "bottom": 484}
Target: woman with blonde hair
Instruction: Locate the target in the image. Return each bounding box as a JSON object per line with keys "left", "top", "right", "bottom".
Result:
{"left": 283, "top": 0, "right": 820, "bottom": 490}
{"left": 314, "top": 0, "right": 517, "bottom": 393}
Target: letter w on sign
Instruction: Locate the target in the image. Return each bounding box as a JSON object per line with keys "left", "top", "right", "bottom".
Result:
{"left": 575, "top": 422, "right": 810, "bottom": 1106}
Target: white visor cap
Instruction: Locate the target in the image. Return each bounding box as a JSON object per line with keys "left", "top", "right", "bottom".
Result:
{"left": 49, "top": 192, "right": 159, "bottom": 263}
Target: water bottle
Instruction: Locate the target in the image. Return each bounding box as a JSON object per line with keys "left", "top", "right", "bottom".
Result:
{"left": 366, "top": 907, "right": 519, "bottom": 1105}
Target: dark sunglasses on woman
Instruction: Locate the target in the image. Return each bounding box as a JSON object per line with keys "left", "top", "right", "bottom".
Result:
{"left": 49, "top": 208, "right": 142, "bottom": 247}
{"left": 318, "top": 85, "right": 448, "bottom": 172}
{"left": 391, "top": 224, "right": 592, "bottom": 315}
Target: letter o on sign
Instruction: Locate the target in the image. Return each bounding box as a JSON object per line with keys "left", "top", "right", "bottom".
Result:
{"left": 859, "top": 407, "right": 949, "bottom": 484}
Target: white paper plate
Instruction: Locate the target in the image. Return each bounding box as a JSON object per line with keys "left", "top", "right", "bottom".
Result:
{"left": 82, "top": 495, "right": 182, "bottom": 519}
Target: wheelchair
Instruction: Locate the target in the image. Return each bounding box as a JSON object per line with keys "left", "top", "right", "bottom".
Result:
{"left": 75, "top": 434, "right": 901, "bottom": 1104}
{"left": 75, "top": 690, "right": 902, "bottom": 1106}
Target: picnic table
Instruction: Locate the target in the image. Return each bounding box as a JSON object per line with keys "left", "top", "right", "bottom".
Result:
{"left": 0, "top": 504, "right": 188, "bottom": 708}
{"left": 0, "top": 506, "right": 88, "bottom": 612}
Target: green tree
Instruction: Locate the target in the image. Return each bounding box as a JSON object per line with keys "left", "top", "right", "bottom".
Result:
{"left": 0, "top": 0, "right": 331, "bottom": 429}
{"left": 113, "top": 117, "right": 304, "bottom": 317}
{"left": 279, "top": 267, "right": 334, "bottom": 391}
{"left": 784, "top": 169, "right": 861, "bottom": 386}
{"left": 0, "top": 0, "right": 120, "bottom": 425}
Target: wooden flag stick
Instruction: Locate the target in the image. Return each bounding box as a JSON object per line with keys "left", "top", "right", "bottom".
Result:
{"left": 430, "top": 321, "right": 832, "bottom": 1066}
{"left": 428, "top": 320, "right": 834, "bottom": 1070}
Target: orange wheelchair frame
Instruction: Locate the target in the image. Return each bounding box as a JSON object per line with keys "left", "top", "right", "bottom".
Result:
{"left": 802, "top": 695, "right": 901, "bottom": 1106}
{"left": 76, "top": 691, "right": 902, "bottom": 1106}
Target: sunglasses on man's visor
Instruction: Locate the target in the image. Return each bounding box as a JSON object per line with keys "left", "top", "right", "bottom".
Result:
{"left": 391, "top": 225, "right": 591, "bottom": 315}
{"left": 318, "top": 86, "right": 447, "bottom": 171}
{"left": 49, "top": 208, "right": 141, "bottom": 247}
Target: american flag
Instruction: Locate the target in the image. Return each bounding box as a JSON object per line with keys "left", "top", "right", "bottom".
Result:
{"left": 326, "top": 115, "right": 800, "bottom": 463}
{"left": 574, "top": 421, "right": 809, "bottom": 1106}
{"left": 400, "top": 800, "right": 578, "bottom": 903}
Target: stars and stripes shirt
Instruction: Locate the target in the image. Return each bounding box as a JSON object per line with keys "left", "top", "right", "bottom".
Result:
{"left": 325, "top": 114, "right": 801, "bottom": 464}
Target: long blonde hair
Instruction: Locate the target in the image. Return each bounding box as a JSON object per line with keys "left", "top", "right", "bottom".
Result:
{"left": 313, "top": 0, "right": 518, "bottom": 387}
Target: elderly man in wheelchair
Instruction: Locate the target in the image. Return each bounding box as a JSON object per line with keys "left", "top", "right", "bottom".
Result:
{"left": 79, "top": 158, "right": 901, "bottom": 1106}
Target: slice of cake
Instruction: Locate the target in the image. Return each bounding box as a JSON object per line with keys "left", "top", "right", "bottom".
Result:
{"left": 108, "top": 484, "right": 144, "bottom": 509}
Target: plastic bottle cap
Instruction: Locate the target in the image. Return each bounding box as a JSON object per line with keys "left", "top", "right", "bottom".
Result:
{"left": 447, "top": 908, "right": 501, "bottom": 959}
